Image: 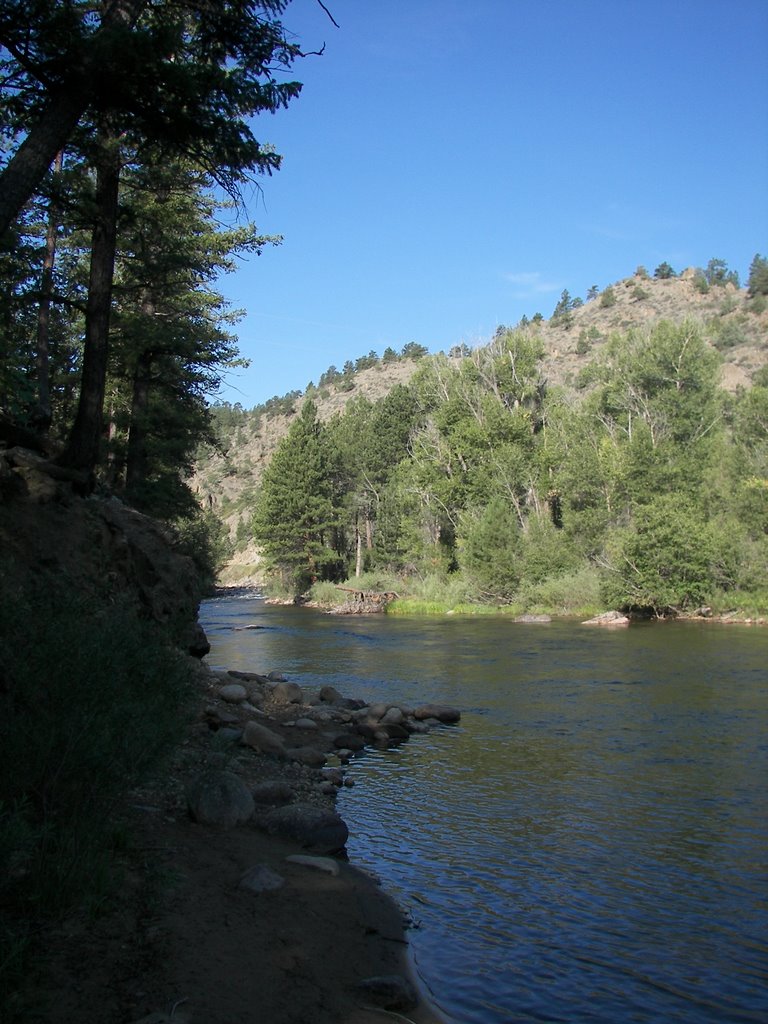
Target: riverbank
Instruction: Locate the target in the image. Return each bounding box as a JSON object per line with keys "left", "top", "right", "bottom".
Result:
{"left": 26, "top": 655, "right": 453, "bottom": 1024}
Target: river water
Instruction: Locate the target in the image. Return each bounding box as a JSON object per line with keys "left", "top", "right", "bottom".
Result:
{"left": 200, "top": 594, "right": 768, "bottom": 1024}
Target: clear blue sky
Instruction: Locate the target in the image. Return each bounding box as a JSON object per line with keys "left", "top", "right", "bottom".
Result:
{"left": 215, "top": 0, "right": 768, "bottom": 408}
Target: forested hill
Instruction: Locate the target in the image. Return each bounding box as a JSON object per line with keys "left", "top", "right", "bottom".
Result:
{"left": 194, "top": 262, "right": 767, "bottom": 590}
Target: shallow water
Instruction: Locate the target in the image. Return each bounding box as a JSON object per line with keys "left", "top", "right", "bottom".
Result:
{"left": 200, "top": 595, "right": 768, "bottom": 1024}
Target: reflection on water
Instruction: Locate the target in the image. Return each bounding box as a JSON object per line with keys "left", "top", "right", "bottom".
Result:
{"left": 200, "top": 595, "right": 768, "bottom": 1024}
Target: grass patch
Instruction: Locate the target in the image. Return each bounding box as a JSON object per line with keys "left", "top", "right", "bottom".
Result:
{"left": 0, "top": 580, "right": 195, "bottom": 1022}
{"left": 708, "top": 588, "right": 768, "bottom": 618}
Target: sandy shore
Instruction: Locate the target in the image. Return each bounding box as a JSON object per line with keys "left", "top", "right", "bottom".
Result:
{"left": 29, "top": 659, "right": 451, "bottom": 1024}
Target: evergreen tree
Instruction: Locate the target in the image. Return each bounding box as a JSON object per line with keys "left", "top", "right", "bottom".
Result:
{"left": 252, "top": 399, "right": 338, "bottom": 593}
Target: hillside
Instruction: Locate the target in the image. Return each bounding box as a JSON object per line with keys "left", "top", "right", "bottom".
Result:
{"left": 192, "top": 266, "right": 767, "bottom": 584}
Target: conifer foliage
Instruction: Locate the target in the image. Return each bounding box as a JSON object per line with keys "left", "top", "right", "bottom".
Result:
{"left": 252, "top": 400, "right": 340, "bottom": 592}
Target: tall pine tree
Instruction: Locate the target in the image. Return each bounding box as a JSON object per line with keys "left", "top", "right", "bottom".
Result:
{"left": 252, "top": 399, "right": 338, "bottom": 593}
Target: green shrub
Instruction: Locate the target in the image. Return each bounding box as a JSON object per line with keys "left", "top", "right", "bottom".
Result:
{"left": 599, "top": 286, "right": 617, "bottom": 308}
{"left": 515, "top": 565, "right": 602, "bottom": 616}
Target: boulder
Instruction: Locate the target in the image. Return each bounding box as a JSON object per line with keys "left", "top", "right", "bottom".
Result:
{"left": 241, "top": 720, "right": 287, "bottom": 757}
{"left": 288, "top": 746, "right": 327, "bottom": 768}
{"left": 318, "top": 684, "right": 343, "bottom": 703}
{"left": 333, "top": 732, "right": 366, "bottom": 752}
{"left": 582, "top": 610, "right": 630, "bottom": 627}
{"left": 219, "top": 683, "right": 247, "bottom": 703}
{"left": 252, "top": 780, "right": 296, "bottom": 806}
{"left": 185, "top": 770, "right": 254, "bottom": 829}
{"left": 271, "top": 680, "right": 304, "bottom": 704}
{"left": 413, "top": 703, "right": 461, "bottom": 724}
{"left": 257, "top": 802, "right": 349, "bottom": 853}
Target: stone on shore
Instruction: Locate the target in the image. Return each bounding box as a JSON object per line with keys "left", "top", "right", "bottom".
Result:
{"left": 242, "top": 720, "right": 287, "bottom": 757}
{"left": 286, "top": 854, "right": 341, "bottom": 876}
{"left": 219, "top": 683, "right": 248, "bottom": 703}
{"left": 186, "top": 770, "right": 255, "bottom": 829}
{"left": 413, "top": 703, "right": 461, "bottom": 724}
{"left": 582, "top": 610, "right": 630, "bottom": 627}
{"left": 333, "top": 732, "right": 366, "bottom": 752}
{"left": 272, "top": 680, "right": 304, "bottom": 703}
{"left": 289, "top": 745, "right": 328, "bottom": 768}
{"left": 252, "top": 780, "right": 296, "bottom": 806}
{"left": 257, "top": 802, "right": 349, "bottom": 853}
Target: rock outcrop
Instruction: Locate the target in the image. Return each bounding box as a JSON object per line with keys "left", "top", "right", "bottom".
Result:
{"left": 0, "top": 445, "right": 208, "bottom": 655}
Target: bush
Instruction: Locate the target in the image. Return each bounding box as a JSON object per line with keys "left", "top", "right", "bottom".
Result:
{"left": 173, "top": 506, "right": 233, "bottom": 592}
{"left": 600, "top": 496, "right": 729, "bottom": 614}
{"left": 0, "top": 583, "right": 194, "bottom": 1017}
{"left": 515, "top": 565, "right": 602, "bottom": 616}
{"left": 599, "top": 286, "right": 617, "bottom": 308}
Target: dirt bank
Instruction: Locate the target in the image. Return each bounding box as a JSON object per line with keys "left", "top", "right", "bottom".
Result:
{"left": 28, "top": 660, "right": 450, "bottom": 1024}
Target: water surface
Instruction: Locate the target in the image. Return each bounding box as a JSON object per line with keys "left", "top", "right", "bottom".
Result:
{"left": 201, "top": 596, "right": 768, "bottom": 1024}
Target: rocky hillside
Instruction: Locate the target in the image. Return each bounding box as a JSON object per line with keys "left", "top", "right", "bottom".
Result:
{"left": 192, "top": 267, "right": 767, "bottom": 582}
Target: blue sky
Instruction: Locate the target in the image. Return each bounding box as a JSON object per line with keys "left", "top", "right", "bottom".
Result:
{"left": 215, "top": 0, "right": 768, "bottom": 408}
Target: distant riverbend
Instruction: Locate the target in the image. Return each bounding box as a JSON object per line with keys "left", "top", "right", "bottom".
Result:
{"left": 201, "top": 594, "right": 768, "bottom": 1024}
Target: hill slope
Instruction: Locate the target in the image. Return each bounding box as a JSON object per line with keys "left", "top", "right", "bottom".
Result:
{"left": 192, "top": 267, "right": 767, "bottom": 583}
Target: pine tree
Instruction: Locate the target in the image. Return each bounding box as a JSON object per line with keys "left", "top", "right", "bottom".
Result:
{"left": 252, "top": 400, "right": 338, "bottom": 593}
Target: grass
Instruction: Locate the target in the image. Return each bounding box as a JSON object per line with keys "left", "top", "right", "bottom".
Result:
{"left": 0, "top": 580, "right": 195, "bottom": 1022}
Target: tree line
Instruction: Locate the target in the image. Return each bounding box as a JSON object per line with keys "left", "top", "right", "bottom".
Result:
{"left": 251, "top": 306, "right": 768, "bottom": 616}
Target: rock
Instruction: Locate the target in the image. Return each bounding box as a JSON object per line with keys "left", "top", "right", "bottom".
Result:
{"left": 185, "top": 770, "right": 255, "bottom": 829}
{"left": 582, "top": 610, "right": 630, "bottom": 627}
{"left": 381, "top": 706, "right": 404, "bottom": 726}
{"left": 293, "top": 717, "right": 319, "bottom": 730}
{"left": 215, "top": 727, "right": 243, "bottom": 744}
{"left": 267, "top": 670, "right": 287, "bottom": 682}
{"left": 286, "top": 854, "right": 340, "bottom": 876}
{"left": 318, "top": 684, "right": 343, "bottom": 703}
{"left": 354, "top": 974, "right": 418, "bottom": 1011}
{"left": 322, "top": 768, "right": 344, "bottom": 787}
{"left": 413, "top": 703, "right": 461, "bottom": 724}
{"left": 406, "top": 719, "right": 431, "bottom": 734}
{"left": 219, "top": 683, "right": 247, "bottom": 703}
{"left": 367, "top": 702, "right": 389, "bottom": 720}
{"left": 333, "top": 732, "right": 366, "bottom": 752}
{"left": 289, "top": 746, "right": 327, "bottom": 768}
{"left": 252, "top": 780, "right": 295, "bottom": 805}
{"left": 257, "top": 802, "right": 349, "bottom": 853}
{"left": 515, "top": 613, "right": 552, "bottom": 623}
{"left": 241, "top": 720, "right": 287, "bottom": 757}
{"left": 228, "top": 669, "right": 270, "bottom": 683}
{"left": 383, "top": 723, "right": 410, "bottom": 741}
{"left": 205, "top": 706, "right": 239, "bottom": 725}
{"left": 238, "top": 864, "right": 285, "bottom": 893}
{"left": 272, "top": 680, "right": 303, "bottom": 704}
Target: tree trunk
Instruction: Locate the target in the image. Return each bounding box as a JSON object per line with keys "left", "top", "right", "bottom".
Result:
{"left": 355, "top": 521, "right": 363, "bottom": 578}
{"left": 0, "top": 92, "right": 86, "bottom": 238}
{"left": 34, "top": 151, "right": 64, "bottom": 428}
{"left": 0, "top": 0, "right": 147, "bottom": 237}
{"left": 63, "top": 127, "right": 121, "bottom": 477}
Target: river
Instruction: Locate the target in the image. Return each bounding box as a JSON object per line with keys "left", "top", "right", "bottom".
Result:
{"left": 200, "top": 594, "right": 768, "bottom": 1024}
